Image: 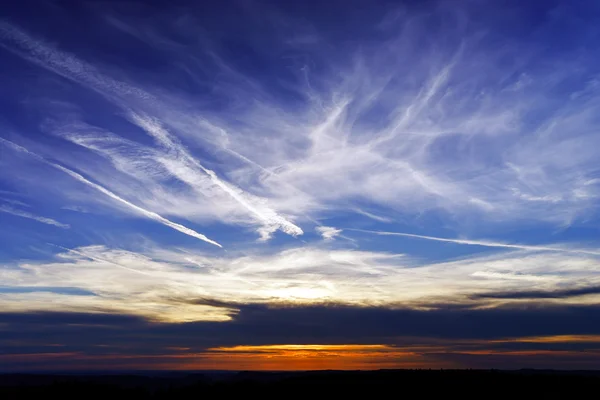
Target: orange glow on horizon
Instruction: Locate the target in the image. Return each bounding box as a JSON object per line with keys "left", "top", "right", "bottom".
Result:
{"left": 5, "top": 338, "right": 600, "bottom": 371}
{"left": 209, "top": 344, "right": 391, "bottom": 352}
{"left": 494, "top": 335, "right": 600, "bottom": 343}
{"left": 180, "top": 344, "right": 431, "bottom": 370}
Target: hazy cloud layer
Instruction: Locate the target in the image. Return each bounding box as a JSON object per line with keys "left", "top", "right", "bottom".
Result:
{"left": 1, "top": 243, "right": 599, "bottom": 322}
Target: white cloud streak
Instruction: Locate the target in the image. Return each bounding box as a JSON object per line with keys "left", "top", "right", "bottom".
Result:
{"left": 348, "top": 228, "right": 600, "bottom": 256}
{"left": 129, "top": 112, "right": 303, "bottom": 239}
{"left": 52, "top": 164, "right": 222, "bottom": 247}
{"left": 0, "top": 138, "right": 221, "bottom": 247}
{"left": 0, "top": 204, "right": 69, "bottom": 229}
{"left": 0, "top": 21, "right": 153, "bottom": 102}
{"left": 0, "top": 21, "right": 303, "bottom": 240}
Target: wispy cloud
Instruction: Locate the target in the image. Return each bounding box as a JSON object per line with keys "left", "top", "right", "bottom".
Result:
{"left": 0, "top": 21, "right": 303, "bottom": 241}
{"left": 0, "top": 138, "right": 221, "bottom": 247}
{"left": 0, "top": 198, "right": 31, "bottom": 208}
{"left": 0, "top": 204, "right": 69, "bottom": 229}
{"left": 52, "top": 163, "right": 222, "bottom": 247}
{"left": 61, "top": 205, "right": 91, "bottom": 213}
{"left": 1, "top": 242, "right": 599, "bottom": 322}
{"left": 128, "top": 112, "right": 303, "bottom": 239}
{"left": 316, "top": 226, "right": 342, "bottom": 241}
{"left": 351, "top": 208, "right": 393, "bottom": 223}
{"left": 2, "top": 5, "right": 599, "bottom": 234}
{"left": 348, "top": 228, "right": 600, "bottom": 256}
{"left": 0, "top": 21, "right": 153, "bottom": 103}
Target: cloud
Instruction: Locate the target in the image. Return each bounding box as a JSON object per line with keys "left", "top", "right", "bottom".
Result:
{"left": 351, "top": 208, "right": 393, "bottom": 223}
{"left": 0, "top": 21, "right": 303, "bottom": 241}
{"left": 128, "top": 112, "right": 303, "bottom": 239}
{"left": 1, "top": 242, "right": 599, "bottom": 322}
{"left": 0, "top": 21, "right": 153, "bottom": 103}
{"left": 316, "top": 226, "right": 342, "bottom": 241}
{"left": 0, "top": 138, "right": 221, "bottom": 247}
{"left": 349, "top": 228, "right": 600, "bottom": 256}
{"left": 1, "top": 303, "right": 600, "bottom": 370}
{"left": 471, "top": 285, "right": 600, "bottom": 300}
{"left": 60, "top": 205, "right": 91, "bottom": 213}
{"left": 0, "top": 2, "right": 598, "bottom": 235}
{"left": 0, "top": 204, "right": 69, "bottom": 229}
{"left": 52, "top": 164, "right": 222, "bottom": 247}
{"left": 0, "top": 198, "right": 31, "bottom": 208}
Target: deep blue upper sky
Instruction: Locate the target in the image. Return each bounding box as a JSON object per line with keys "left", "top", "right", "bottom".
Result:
{"left": 1, "top": 0, "right": 600, "bottom": 370}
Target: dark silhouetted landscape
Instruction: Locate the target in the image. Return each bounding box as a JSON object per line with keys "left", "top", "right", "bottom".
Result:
{"left": 2, "top": 370, "right": 600, "bottom": 398}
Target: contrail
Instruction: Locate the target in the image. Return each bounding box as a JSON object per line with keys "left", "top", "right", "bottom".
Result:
{"left": 0, "top": 138, "right": 222, "bottom": 247}
{"left": 0, "top": 204, "right": 69, "bottom": 228}
{"left": 130, "top": 113, "right": 304, "bottom": 238}
{"left": 53, "top": 164, "right": 222, "bottom": 247}
{"left": 0, "top": 23, "right": 303, "bottom": 240}
{"left": 347, "top": 228, "right": 600, "bottom": 256}
{"left": 0, "top": 22, "right": 153, "bottom": 102}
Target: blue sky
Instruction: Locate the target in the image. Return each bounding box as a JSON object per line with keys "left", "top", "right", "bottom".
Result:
{"left": 1, "top": 0, "right": 600, "bottom": 370}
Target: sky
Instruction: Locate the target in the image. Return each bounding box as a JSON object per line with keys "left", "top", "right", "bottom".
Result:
{"left": 1, "top": 0, "right": 600, "bottom": 371}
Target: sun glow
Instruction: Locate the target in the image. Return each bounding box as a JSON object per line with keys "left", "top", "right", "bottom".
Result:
{"left": 210, "top": 344, "right": 391, "bottom": 352}
{"left": 193, "top": 343, "right": 430, "bottom": 370}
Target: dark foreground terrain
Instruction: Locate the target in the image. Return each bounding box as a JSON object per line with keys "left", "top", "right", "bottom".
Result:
{"left": 1, "top": 369, "right": 599, "bottom": 398}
